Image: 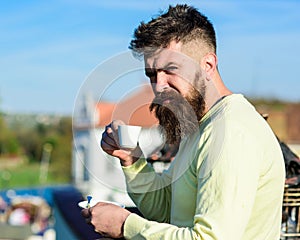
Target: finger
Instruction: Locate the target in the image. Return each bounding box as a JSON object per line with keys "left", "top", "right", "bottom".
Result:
{"left": 102, "top": 129, "right": 118, "bottom": 147}
{"left": 111, "top": 119, "right": 126, "bottom": 140}
{"left": 104, "top": 123, "right": 120, "bottom": 143}
{"left": 81, "top": 208, "right": 92, "bottom": 225}
{"left": 95, "top": 229, "right": 109, "bottom": 238}
{"left": 85, "top": 216, "right": 92, "bottom": 225}
{"left": 101, "top": 139, "right": 119, "bottom": 155}
{"left": 104, "top": 124, "right": 115, "bottom": 138}
{"left": 111, "top": 119, "right": 125, "bottom": 131}
{"left": 105, "top": 120, "right": 124, "bottom": 140}
{"left": 81, "top": 208, "right": 90, "bottom": 218}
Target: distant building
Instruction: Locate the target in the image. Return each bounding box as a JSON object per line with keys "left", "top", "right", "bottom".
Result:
{"left": 72, "top": 86, "right": 164, "bottom": 206}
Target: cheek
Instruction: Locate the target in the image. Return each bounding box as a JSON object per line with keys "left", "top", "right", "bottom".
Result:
{"left": 178, "top": 69, "right": 200, "bottom": 87}
{"left": 170, "top": 77, "right": 195, "bottom": 97}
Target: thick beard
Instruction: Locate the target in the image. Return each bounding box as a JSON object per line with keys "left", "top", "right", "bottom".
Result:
{"left": 150, "top": 87, "right": 205, "bottom": 144}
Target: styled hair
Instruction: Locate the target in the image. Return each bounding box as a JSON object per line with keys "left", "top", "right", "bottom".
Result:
{"left": 129, "top": 4, "right": 216, "bottom": 58}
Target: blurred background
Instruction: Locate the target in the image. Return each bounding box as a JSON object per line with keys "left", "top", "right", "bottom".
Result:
{"left": 0, "top": 0, "right": 299, "bottom": 239}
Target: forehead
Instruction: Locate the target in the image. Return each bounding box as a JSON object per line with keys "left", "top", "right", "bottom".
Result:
{"left": 144, "top": 41, "right": 196, "bottom": 68}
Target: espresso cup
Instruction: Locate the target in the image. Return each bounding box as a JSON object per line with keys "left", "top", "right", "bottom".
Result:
{"left": 118, "top": 125, "right": 142, "bottom": 149}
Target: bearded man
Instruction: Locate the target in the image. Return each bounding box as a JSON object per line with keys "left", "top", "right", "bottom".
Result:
{"left": 82, "top": 4, "right": 285, "bottom": 239}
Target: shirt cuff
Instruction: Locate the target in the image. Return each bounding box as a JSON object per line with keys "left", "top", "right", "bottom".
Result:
{"left": 122, "top": 158, "right": 148, "bottom": 181}
{"left": 123, "top": 213, "right": 147, "bottom": 239}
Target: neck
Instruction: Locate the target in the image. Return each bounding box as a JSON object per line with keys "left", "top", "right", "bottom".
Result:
{"left": 203, "top": 73, "right": 232, "bottom": 114}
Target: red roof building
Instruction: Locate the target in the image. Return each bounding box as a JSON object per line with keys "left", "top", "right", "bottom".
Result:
{"left": 95, "top": 85, "right": 158, "bottom": 128}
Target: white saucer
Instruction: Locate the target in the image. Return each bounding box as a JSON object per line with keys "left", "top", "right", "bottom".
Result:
{"left": 78, "top": 199, "right": 125, "bottom": 209}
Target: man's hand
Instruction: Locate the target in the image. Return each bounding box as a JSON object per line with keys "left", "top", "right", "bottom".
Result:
{"left": 81, "top": 202, "right": 131, "bottom": 238}
{"left": 101, "top": 120, "right": 143, "bottom": 166}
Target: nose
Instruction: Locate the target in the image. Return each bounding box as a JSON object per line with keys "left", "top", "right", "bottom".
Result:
{"left": 153, "top": 71, "right": 169, "bottom": 93}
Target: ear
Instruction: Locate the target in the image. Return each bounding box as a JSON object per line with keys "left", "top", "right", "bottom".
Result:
{"left": 201, "top": 53, "right": 217, "bottom": 80}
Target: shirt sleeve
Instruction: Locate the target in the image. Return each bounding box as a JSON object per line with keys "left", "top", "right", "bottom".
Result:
{"left": 124, "top": 213, "right": 218, "bottom": 239}
{"left": 122, "top": 158, "right": 172, "bottom": 223}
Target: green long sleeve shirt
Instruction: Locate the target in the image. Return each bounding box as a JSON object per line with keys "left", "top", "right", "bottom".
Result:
{"left": 122, "top": 94, "right": 285, "bottom": 240}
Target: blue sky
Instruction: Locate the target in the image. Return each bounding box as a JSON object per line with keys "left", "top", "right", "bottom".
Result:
{"left": 0, "top": 0, "right": 299, "bottom": 114}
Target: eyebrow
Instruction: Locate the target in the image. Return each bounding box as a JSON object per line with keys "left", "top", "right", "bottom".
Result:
{"left": 162, "top": 62, "right": 178, "bottom": 69}
{"left": 145, "top": 62, "right": 179, "bottom": 75}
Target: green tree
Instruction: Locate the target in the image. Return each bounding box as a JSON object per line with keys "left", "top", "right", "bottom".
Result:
{"left": 16, "top": 128, "right": 40, "bottom": 162}
{"left": 49, "top": 117, "right": 72, "bottom": 182}
{"left": 0, "top": 114, "right": 20, "bottom": 156}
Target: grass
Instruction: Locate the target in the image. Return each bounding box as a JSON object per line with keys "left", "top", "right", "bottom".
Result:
{"left": 0, "top": 160, "right": 70, "bottom": 189}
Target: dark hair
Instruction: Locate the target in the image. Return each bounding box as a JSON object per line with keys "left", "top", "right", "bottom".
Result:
{"left": 129, "top": 4, "right": 216, "bottom": 58}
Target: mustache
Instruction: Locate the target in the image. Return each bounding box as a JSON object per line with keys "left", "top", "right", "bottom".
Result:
{"left": 150, "top": 90, "right": 185, "bottom": 110}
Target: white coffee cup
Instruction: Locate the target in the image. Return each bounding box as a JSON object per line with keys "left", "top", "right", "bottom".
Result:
{"left": 118, "top": 125, "right": 142, "bottom": 149}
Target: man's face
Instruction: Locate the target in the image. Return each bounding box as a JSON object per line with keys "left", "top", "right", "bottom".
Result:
{"left": 145, "top": 41, "right": 206, "bottom": 144}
